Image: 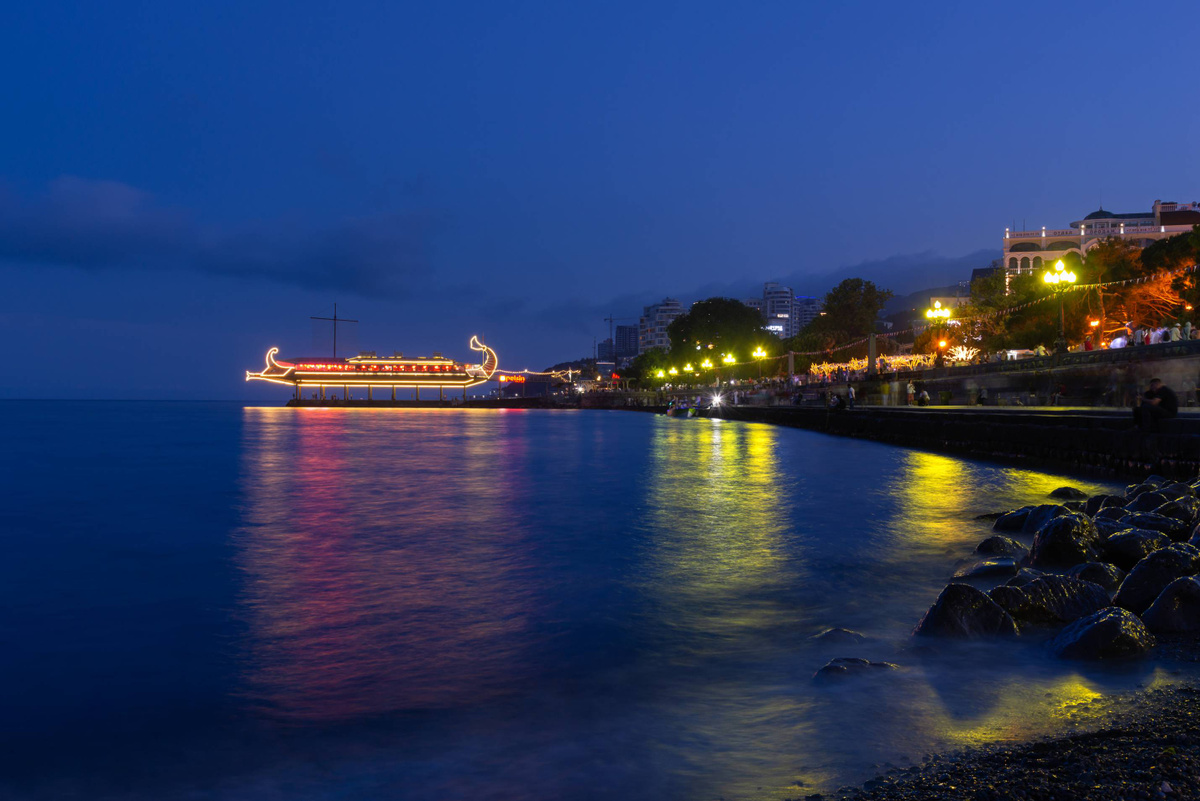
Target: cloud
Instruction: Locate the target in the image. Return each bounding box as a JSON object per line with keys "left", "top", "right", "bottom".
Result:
{"left": 0, "top": 177, "right": 434, "bottom": 295}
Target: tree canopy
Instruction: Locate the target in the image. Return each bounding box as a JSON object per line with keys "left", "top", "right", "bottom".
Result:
{"left": 666, "top": 297, "right": 775, "bottom": 359}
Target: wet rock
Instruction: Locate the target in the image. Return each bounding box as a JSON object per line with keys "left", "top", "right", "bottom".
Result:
{"left": 808, "top": 627, "right": 867, "bottom": 645}
{"left": 1137, "top": 577, "right": 1200, "bottom": 633}
{"left": 912, "top": 583, "right": 1019, "bottom": 638}
{"left": 1101, "top": 528, "right": 1171, "bottom": 571}
{"left": 1028, "top": 512, "right": 1101, "bottom": 569}
{"left": 1157, "top": 496, "right": 1200, "bottom": 524}
{"left": 1049, "top": 607, "right": 1156, "bottom": 660}
{"left": 974, "top": 535, "right": 1028, "bottom": 558}
{"left": 1125, "top": 491, "right": 1171, "bottom": 513}
{"left": 1005, "top": 567, "right": 1045, "bottom": 587}
{"left": 1049, "top": 486, "right": 1088, "bottom": 500}
{"left": 1066, "top": 561, "right": 1126, "bottom": 593}
{"left": 1021, "top": 504, "right": 1069, "bottom": 535}
{"left": 1160, "top": 482, "right": 1196, "bottom": 500}
{"left": 1083, "top": 494, "right": 1125, "bottom": 517}
{"left": 974, "top": 511, "right": 1004, "bottom": 521}
{"left": 992, "top": 506, "right": 1033, "bottom": 533}
{"left": 988, "top": 575, "right": 1111, "bottom": 628}
{"left": 1142, "top": 577, "right": 1200, "bottom": 634}
{"left": 813, "top": 657, "right": 899, "bottom": 682}
{"left": 1096, "top": 506, "right": 1129, "bottom": 521}
{"left": 1114, "top": 545, "right": 1200, "bottom": 614}
{"left": 1120, "top": 511, "right": 1189, "bottom": 541}
{"left": 953, "top": 558, "right": 1019, "bottom": 579}
{"left": 1094, "top": 518, "right": 1132, "bottom": 538}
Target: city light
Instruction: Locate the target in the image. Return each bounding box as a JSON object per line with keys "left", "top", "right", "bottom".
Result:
{"left": 1043, "top": 259, "right": 1077, "bottom": 287}
{"left": 925, "top": 300, "right": 952, "bottom": 320}
{"left": 938, "top": 340, "right": 947, "bottom": 349}
{"left": 1043, "top": 259, "right": 1077, "bottom": 353}
{"left": 700, "top": 359, "right": 713, "bottom": 369}
{"left": 668, "top": 367, "right": 678, "bottom": 375}
{"left": 752, "top": 347, "right": 767, "bottom": 359}
{"left": 722, "top": 353, "right": 736, "bottom": 364}
{"left": 711, "top": 393, "right": 723, "bottom": 407}
{"left": 656, "top": 370, "right": 666, "bottom": 378}
{"left": 684, "top": 363, "right": 694, "bottom": 372}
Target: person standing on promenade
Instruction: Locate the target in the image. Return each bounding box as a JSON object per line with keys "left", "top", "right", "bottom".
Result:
{"left": 1133, "top": 377, "right": 1178, "bottom": 431}
{"left": 1133, "top": 327, "right": 1145, "bottom": 347}
{"left": 1171, "top": 323, "right": 1182, "bottom": 342}
{"left": 1034, "top": 344, "right": 1048, "bottom": 357}
{"left": 1185, "top": 320, "right": 1193, "bottom": 340}
{"left": 906, "top": 380, "right": 915, "bottom": 406}
{"left": 847, "top": 384, "right": 855, "bottom": 409}
{"left": 1084, "top": 334, "right": 1094, "bottom": 351}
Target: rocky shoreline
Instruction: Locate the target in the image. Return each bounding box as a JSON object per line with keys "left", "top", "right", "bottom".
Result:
{"left": 811, "top": 681, "right": 1200, "bottom": 801}
{"left": 807, "top": 474, "right": 1200, "bottom": 801}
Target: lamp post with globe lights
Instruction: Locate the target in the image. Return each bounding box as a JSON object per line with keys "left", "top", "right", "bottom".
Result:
{"left": 1043, "top": 259, "right": 1077, "bottom": 353}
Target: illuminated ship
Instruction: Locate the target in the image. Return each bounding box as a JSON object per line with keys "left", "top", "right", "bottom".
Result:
{"left": 246, "top": 336, "right": 499, "bottom": 400}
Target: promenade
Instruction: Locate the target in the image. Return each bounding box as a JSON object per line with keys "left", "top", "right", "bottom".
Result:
{"left": 707, "top": 403, "right": 1200, "bottom": 479}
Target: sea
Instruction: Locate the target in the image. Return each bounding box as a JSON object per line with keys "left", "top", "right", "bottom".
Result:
{"left": 0, "top": 402, "right": 1191, "bottom": 800}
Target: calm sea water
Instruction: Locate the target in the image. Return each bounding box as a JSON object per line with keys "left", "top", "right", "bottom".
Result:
{"left": 0, "top": 403, "right": 1188, "bottom": 799}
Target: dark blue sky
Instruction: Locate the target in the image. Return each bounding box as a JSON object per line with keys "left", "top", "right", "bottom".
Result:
{"left": 3, "top": 1, "right": 1198, "bottom": 398}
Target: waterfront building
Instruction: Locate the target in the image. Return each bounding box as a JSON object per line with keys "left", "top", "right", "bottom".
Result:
{"left": 614, "top": 325, "right": 639, "bottom": 359}
{"left": 793, "top": 296, "right": 823, "bottom": 331}
{"left": 1003, "top": 199, "right": 1200, "bottom": 276}
{"left": 745, "top": 283, "right": 822, "bottom": 338}
{"left": 638, "top": 297, "right": 684, "bottom": 354}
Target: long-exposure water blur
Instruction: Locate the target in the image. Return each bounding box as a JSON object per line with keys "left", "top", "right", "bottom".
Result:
{"left": 1, "top": 402, "right": 1193, "bottom": 800}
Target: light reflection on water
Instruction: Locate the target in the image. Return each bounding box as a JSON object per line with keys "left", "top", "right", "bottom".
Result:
{"left": 7, "top": 404, "right": 1192, "bottom": 800}
{"left": 226, "top": 410, "right": 1193, "bottom": 800}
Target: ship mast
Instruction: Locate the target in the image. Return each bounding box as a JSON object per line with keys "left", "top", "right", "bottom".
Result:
{"left": 311, "top": 303, "right": 359, "bottom": 358}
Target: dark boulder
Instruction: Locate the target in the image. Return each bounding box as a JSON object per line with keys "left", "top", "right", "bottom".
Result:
{"left": 1142, "top": 577, "right": 1200, "bottom": 634}
{"left": 1028, "top": 512, "right": 1101, "bottom": 569}
{"left": 988, "top": 575, "right": 1110, "bottom": 628}
{"left": 1125, "top": 491, "right": 1171, "bottom": 513}
{"left": 953, "top": 558, "right": 1019, "bottom": 580}
{"left": 1049, "top": 486, "right": 1089, "bottom": 500}
{"left": 1006, "top": 567, "right": 1045, "bottom": 587}
{"left": 1096, "top": 506, "right": 1128, "bottom": 522}
{"left": 974, "top": 511, "right": 1004, "bottom": 521}
{"left": 974, "top": 535, "right": 1029, "bottom": 558}
{"left": 813, "top": 657, "right": 899, "bottom": 683}
{"left": 1157, "top": 497, "right": 1200, "bottom": 523}
{"left": 1100, "top": 528, "right": 1171, "bottom": 571}
{"left": 808, "top": 627, "right": 867, "bottom": 646}
{"left": 1094, "top": 518, "right": 1132, "bottom": 538}
{"left": 1189, "top": 523, "right": 1200, "bottom": 548}
{"left": 1084, "top": 494, "right": 1125, "bottom": 517}
{"left": 992, "top": 506, "right": 1034, "bottom": 533}
{"left": 1121, "top": 512, "right": 1189, "bottom": 541}
{"left": 1067, "top": 562, "right": 1126, "bottom": 593}
{"left": 912, "top": 583, "right": 1020, "bottom": 638}
{"left": 1049, "top": 607, "right": 1156, "bottom": 660}
{"left": 1160, "top": 482, "right": 1197, "bottom": 500}
{"left": 1022, "top": 504, "right": 1070, "bottom": 535}
{"left": 1125, "top": 482, "right": 1162, "bottom": 502}
{"left": 1113, "top": 545, "right": 1200, "bottom": 614}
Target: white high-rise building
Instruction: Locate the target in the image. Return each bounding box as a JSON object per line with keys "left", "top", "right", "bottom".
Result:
{"left": 638, "top": 297, "right": 684, "bottom": 354}
{"left": 746, "top": 282, "right": 819, "bottom": 338}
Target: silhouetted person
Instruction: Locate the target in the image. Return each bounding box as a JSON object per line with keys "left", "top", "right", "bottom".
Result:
{"left": 1133, "top": 378, "right": 1178, "bottom": 431}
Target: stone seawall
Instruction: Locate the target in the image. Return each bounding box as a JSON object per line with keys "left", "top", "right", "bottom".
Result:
{"left": 707, "top": 405, "right": 1200, "bottom": 479}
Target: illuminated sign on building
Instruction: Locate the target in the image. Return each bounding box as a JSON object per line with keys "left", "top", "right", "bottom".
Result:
{"left": 499, "top": 374, "right": 526, "bottom": 383}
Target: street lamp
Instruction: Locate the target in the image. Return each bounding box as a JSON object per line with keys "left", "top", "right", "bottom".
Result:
{"left": 1043, "top": 259, "right": 1077, "bottom": 352}
{"left": 925, "top": 300, "right": 952, "bottom": 322}
{"left": 752, "top": 346, "right": 767, "bottom": 379}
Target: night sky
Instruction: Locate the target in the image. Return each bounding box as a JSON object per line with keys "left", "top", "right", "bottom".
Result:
{"left": 3, "top": 1, "right": 1198, "bottom": 399}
